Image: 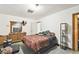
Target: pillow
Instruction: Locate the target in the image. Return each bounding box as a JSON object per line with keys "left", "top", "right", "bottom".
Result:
{"left": 37, "top": 30, "right": 50, "bottom": 35}
{"left": 37, "top": 30, "right": 55, "bottom": 36}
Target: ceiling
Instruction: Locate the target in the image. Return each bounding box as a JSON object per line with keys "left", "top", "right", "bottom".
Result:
{"left": 0, "top": 4, "right": 78, "bottom": 20}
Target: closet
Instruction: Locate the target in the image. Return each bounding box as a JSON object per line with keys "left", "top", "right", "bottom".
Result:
{"left": 73, "top": 13, "right": 79, "bottom": 51}
{"left": 78, "top": 18, "right": 79, "bottom": 49}
{"left": 31, "top": 21, "right": 41, "bottom": 34}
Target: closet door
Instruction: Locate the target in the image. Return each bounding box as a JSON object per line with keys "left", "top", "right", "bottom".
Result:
{"left": 31, "top": 22, "right": 41, "bottom": 34}
{"left": 73, "top": 14, "right": 78, "bottom": 51}
{"left": 31, "top": 22, "right": 37, "bottom": 34}
{"left": 37, "top": 22, "right": 41, "bottom": 33}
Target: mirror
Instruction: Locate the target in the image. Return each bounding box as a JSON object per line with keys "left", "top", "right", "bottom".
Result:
{"left": 10, "top": 21, "right": 22, "bottom": 33}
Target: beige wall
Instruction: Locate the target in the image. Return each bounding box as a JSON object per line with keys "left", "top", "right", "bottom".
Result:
{"left": 39, "top": 5, "right": 79, "bottom": 49}
{"left": 0, "top": 14, "right": 35, "bottom": 35}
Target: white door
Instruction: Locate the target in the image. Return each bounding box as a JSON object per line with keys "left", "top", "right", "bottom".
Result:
{"left": 37, "top": 22, "right": 41, "bottom": 33}
{"left": 31, "top": 22, "right": 37, "bottom": 34}
{"left": 31, "top": 22, "right": 41, "bottom": 34}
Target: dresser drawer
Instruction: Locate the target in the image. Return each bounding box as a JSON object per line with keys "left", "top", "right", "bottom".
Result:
{"left": 0, "top": 36, "right": 6, "bottom": 44}
{"left": 9, "top": 32, "right": 26, "bottom": 42}
{"left": 17, "top": 32, "right": 26, "bottom": 40}
{"left": 9, "top": 33, "right": 18, "bottom": 42}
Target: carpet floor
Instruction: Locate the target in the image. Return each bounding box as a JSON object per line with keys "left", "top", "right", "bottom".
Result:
{"left": 15, "top": 42, "right": 79, "bottom": 54}
{"left": 1, "top": 42, "right": 79, "bottom": 54}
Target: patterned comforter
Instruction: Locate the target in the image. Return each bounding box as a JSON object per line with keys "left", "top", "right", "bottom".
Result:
{"left": 21, "top": 35, "right": 49, "bottom": 52}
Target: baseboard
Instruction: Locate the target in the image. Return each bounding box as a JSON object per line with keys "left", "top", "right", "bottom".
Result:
{"left": 59, "top": 45, "right": 72, "bottom": 50}
{"left": 67, "top": 47, "right": 72, "bottom": 50}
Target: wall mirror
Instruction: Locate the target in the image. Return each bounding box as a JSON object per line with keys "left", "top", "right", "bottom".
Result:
{"left": 10, "top": 21, "right": 22, "bottom": 33}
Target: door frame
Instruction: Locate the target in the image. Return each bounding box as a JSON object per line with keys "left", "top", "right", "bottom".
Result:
{"left": 72, "top": 12, "right": 79, "bottom": 51}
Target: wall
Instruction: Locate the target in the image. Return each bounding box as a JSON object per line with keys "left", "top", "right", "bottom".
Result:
{"left": 39, "top": 5, "right": 79, "bottom": 48}
{"left": 0, "top": 14, "right": 35, "bottom": 35}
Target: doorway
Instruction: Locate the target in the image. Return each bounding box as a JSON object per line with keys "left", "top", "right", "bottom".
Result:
{"left": 72, "top": 13, "right": 79, "bottom": 51}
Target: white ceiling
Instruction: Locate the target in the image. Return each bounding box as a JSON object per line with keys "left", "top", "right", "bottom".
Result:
{"left": 0, "top": 4, "right": 78, "bottom": 20}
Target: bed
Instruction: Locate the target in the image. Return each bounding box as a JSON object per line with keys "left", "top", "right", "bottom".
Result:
{"left": 21, "top": 31, "right": 59, "bottom": 53}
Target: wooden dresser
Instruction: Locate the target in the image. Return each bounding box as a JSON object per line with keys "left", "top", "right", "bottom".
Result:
{"left": 0, "top": 32, "right": 26, "bottom": 44}
{"left": 9, "top": 32, "right": 26, "bottom": 43}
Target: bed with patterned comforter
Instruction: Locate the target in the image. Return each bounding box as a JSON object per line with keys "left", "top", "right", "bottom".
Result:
{"left": 21, "top": 34, "right": 58, "bottom": 53}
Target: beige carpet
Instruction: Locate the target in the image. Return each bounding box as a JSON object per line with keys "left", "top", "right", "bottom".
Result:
{"left": 14, "top": 42, "right": 79, "bottom": 54}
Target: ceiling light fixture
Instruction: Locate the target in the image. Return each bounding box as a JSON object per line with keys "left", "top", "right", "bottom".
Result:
{"left": 27, "top": 4, "right": 42, "bottom": 13}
